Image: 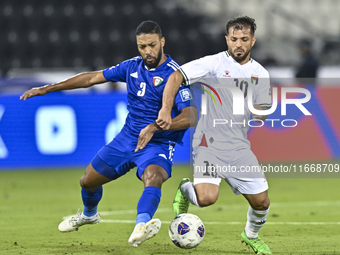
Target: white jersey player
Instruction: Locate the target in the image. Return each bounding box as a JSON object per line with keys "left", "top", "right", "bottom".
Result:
{"left": 157, "top": 16, "right": 272, "bottom": 254}
{"left": 180, "top": 50, "right": 271, "bottom": 153}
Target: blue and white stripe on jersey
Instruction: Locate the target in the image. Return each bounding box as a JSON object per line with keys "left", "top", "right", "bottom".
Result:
{"left": 167, "top": 60, "right": 180, "bottom": 71}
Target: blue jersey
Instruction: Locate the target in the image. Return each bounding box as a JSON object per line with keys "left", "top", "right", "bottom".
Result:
{"left": 103, "top": 55, "right": 194, "bottom": 145}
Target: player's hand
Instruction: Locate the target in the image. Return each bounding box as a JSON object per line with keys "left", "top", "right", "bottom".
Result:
{"left": 20, "top": 87, "right": 47, "bottom": 101}
{"left": 251, "top": 104, "right": 267, "bottom": 121}
{"left": 135, "top": 123, "right": 160, "bottom": 152}
{"left": 156, "top": 108, "right": 172, "bottom": 130}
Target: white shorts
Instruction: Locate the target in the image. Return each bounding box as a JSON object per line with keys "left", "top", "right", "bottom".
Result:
{"left": 193, "top": 176, "right": 268, "bottom": 195}
{"left": 193, "top": 147, "right": 268, "bottom": 195}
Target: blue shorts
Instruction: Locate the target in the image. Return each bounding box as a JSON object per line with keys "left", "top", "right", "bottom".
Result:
{"left": 91, "top": 130, "right": 175, "bottom": 180}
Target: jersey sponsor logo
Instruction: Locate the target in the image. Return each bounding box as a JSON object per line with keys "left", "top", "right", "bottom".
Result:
{"left": 223, "top": 70, "right": 231, "bottom": 77}
{"left": 130, "top": 72, "right": 138, "bottom": 78}
{"left": 179, "top": 88, "right": 192, "bottom": 102}
{"left": 153, "top": 76, "right": 163, "bottom": 86}
{"left": 251, "top": 75, "right": 259, "bottom": 85}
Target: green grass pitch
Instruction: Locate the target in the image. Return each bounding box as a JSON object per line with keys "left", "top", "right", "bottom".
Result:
{"left": 1, "top": 165, "right": 340, "bottom": 255}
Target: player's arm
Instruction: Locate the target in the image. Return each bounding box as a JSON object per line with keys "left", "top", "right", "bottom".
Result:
{"left": 135, "top": 106, "right": 197, "bottom": 152}
{"left": 20, "top": 71, "right": 107, "bottom": 100}
{"left": 153, "top": 106, "right": 197, "bottom": 132}
{"left": 157, "top": 55, "right": 213, "bottom": 129}
{"left": 156, "top": 70, "right": 184, "bottom": 130}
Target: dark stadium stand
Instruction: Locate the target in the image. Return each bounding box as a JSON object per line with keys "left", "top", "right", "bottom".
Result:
{"left": 0, "top": 0, "right": 226, "bottom": 74}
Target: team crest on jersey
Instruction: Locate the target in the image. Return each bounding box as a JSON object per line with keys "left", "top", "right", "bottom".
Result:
{"left": 223, "top": 70, "right": 231, "bottom": 77}
{"left": 153, "top": 76, "right": 164, "bottom": 86}
{"left": 251, "top": 75, "right": 259, "bottom": 85}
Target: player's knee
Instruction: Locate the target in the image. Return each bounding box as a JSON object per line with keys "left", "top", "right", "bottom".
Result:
{"left": 80, "top": 175, "right": 98, "bottom": 191}
{"left": 197, "top": 194, "right": 218, "bottom": 207}
{"left": 262, "top": 196, "right": 270, "bottom": 210}
{"left": 142, "top": 171, "right": 164, "bottom": 187}
{"left": 253, "top": 196, "right": 270, "bottom": 210}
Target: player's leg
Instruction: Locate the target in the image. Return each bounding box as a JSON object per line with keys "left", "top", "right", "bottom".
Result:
{"left": 225, "top": 177, "right": 271, "bottom": 254}
{"left": 58, "top": 162, "right": 112, "bottom": 232}
{"left": 138, "top": 164, "right": 168, "bottom": 222}
{"left": 223, "top": 147, "right": 271, "bottom": 253}
{"left": 128, "top": 141, "right": 173, "bottom": 247}
{"left": 241, "top": 189, "right": 271, "bottom": 254}
{"left": 79, "top": 162, "right": 112, "bottom": 217}
{"left": 243, "top": 189, "right": 270, "bottom": 237}
{"left": 173, "top": 178, "right": 220, "bottom": 217}
{"left": 128, "top": 164, "right": 168, "bottom": 247}
{"left": 194, "top": 180, "right": 220, "bottom": 207}
{"left": 173, "top": 146, "right": 222, "bottom": 216}
{"left": 172, "top": 164, "right": 221, "bottom": 217}
{"left": 220, "top": 147, "right": 271, "bottom": 251}
{"left": 173, "top": 177, "right": 190, "bottom": 216}
{"left": 226, "top": 173, "right": 271, "bottom": 254}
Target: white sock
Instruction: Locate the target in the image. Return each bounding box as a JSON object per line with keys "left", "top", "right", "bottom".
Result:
{"left": 244, "top": 206, "right": 269, "bottom": 238}
{"left": 181, "top": 181, "right": 200, "bottom": 207}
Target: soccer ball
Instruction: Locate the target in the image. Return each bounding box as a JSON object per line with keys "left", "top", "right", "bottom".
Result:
{"left": 169, "top": 213, "right": 205, "bottom": 249}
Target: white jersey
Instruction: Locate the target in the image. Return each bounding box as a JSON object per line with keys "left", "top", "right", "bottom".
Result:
{"left": 179, "top": 51, "right": 271, "bottom": 152}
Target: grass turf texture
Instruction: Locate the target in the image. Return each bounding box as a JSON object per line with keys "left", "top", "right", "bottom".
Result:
{"left": 0, "top": 165, "right": 340, "bottom": 255}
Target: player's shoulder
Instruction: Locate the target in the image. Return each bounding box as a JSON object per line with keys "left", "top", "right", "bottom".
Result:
{"left": 165, "top": 56, "right": 181, "bottom": 71}
{"left": 249, "top": 58, "right": 270, "bottom": 78}
{"left": 116, "top": 56, "right": 143, "bottom": 74}
{"left": 122, "top": 56, "right": 142, "bottom": 65}
{"left": 107, "top": 56, "right": 142, "bottom": 70}
{"left": 127, "top": 56, "right": 142, "bottom": 62}
{"left": 182, "top": 52, "right": 224, "bottom": 69}
{"left": 202, "top": 51, "right": 226, "bottom": 62}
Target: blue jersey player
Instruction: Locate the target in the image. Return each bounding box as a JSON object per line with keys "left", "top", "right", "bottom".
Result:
{"left": 20, "top": 21, "right": 197, "bottom": 247}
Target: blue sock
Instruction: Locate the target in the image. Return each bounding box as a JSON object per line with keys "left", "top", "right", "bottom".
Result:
{"left": 81, "top": 186, "right": 103, "bottom": 217}
{"left": 136, "top": 186, "right": 161, "bottom": 224}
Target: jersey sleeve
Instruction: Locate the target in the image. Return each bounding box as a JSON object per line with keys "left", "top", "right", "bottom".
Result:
{"left": 102, "top": 60, "right": 130, "bottom": 82}
{"left": 178, "top": 55, "right": 215, "bottom": 85}
{"left": 253, "top": 70, "right": 272, "bottom": 108}
{"left": 173, "top": 86, "right": 195, "bottom": 111}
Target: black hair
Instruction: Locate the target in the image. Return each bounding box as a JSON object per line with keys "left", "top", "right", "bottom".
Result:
{"left": 226, "top": 16, "right": 257, "bottom": 36}
{"left": 135, "top": 20, "right": 162, "bottom": 37}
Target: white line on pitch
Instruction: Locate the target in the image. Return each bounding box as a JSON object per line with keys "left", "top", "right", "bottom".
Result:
{"left": 62, "top": 208, "right": 172, "bottom": 219}
{"left": 100, "top": 220, "right": 340, "bottom": 225}
{"left": 62, "top": 200, "right": 340, "bottom": 219}
{"left": 100, "top": 200, "right": 340, "bottom": 216}
{"left": 99, "top": 208, "right": 171, "bottom": 216}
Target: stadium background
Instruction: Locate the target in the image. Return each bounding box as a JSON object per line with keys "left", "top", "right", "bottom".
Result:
{"left": 1, "top": 0, "right": 340, "bottom": 168}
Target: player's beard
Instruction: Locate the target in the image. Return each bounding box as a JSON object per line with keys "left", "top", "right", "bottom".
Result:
{"left": 229, "top": 47, "right": 251, "bottom": 63}
{"left": 143, "top": 48, "right": 162, "bottom": 69}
